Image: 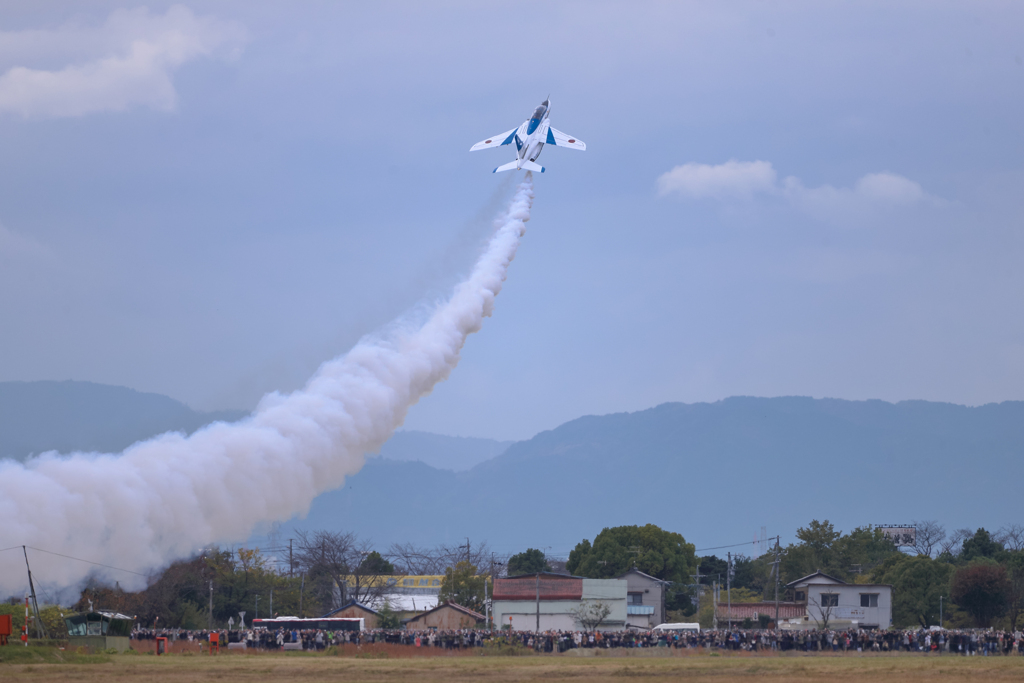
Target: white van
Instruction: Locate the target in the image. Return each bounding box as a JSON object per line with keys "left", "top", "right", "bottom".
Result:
{"left": 652, "top": 622, "right": 700, "bottom": 633}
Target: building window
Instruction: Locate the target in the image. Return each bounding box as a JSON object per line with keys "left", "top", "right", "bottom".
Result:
{"left": 860, "top": 594, "right": 878, "bottom": 608}
{"left": 794, "top": 591, "right": 806, "bottom": 601}
{"left": 628, "top": 593, "right": 643, "bottom": 605}
{"left": 819, "top": 593, "right": 839, "bottom": 607}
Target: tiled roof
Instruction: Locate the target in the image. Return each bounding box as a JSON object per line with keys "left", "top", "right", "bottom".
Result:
{"left": 493, "top": 575, "right": 583, "bottom": 601}
{"left": 403, "top": 601, "right": 485, "bottom": 623}
{"left": 715, "top": 602, "right": 806, "bottom": 620}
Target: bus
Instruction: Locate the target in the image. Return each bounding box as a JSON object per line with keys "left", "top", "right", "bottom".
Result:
{"left": 251, "top": 617, "right": 364, "bottom": 631}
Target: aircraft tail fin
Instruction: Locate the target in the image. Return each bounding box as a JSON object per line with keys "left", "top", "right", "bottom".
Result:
{"left": 492, "top": 159, "right": 545, "bottom": 174}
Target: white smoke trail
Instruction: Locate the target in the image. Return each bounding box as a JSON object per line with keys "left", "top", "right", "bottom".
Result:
{"left": 0, "top": 175, "right": 534, "bottom": 594}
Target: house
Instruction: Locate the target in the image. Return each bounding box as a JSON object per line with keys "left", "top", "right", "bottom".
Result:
{"left": 618, "top": 568, "right": 668, "bottom": 629}
{"left": 323, "top": 601, "right": 381, "bottom": 629}
{"left": 490, "top": 572, "right": 627, "bottom": 631}
{"left": 783, "top": 571, "right": 893, "bottom": 630}
{"left": 402, "top": 602, "right": 485, "bottom": 630}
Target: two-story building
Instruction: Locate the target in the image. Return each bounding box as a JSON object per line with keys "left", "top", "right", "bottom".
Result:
{"left": 783, "top": 571, "right": 893, "bottom": 630}
{"left": 491, "top": 572, "right": 627, "bottom": 631}
{"left": 618, "top": 568, "right": 669, "bottom": 629}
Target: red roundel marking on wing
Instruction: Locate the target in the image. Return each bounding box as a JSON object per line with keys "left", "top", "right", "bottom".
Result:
{"left": 485, "top": 140, "right": 492, "bottom": 144}
{"left": 568, "top": 139, "right": 576, "bottom": 143}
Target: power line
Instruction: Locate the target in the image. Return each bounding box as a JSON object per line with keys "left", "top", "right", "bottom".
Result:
{"left": 694, "top": 540, "right": 766, "bottom": 553}
{"left": 24, "top": 546, "right": 147, "bottom": 577}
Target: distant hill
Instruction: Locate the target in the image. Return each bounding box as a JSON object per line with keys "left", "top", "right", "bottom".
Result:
{"left": 283, "top": 397, "right": 1024, "bottom": 554}
{"left": 378, "top": 430, "right": 512, "bottom": 471}
{"left": 0, "top": 380, "right": 249, "bottom": 460}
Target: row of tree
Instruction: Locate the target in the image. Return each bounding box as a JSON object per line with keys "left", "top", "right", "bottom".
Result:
{"left": 11, "top": 520, "right": 1021, "bottom": 632}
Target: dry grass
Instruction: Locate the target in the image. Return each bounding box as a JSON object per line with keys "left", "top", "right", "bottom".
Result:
{"left": 2, "top": 646, "right": 1022, "bottom": 683}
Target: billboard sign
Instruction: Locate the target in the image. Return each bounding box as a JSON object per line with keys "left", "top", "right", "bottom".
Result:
{"left": 879, "top": 526, "right": 916, "bottom": 547}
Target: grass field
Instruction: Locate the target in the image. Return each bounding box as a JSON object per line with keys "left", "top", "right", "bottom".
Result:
{"left": 3, "top": 645, "right": 1024, "bottom": 683}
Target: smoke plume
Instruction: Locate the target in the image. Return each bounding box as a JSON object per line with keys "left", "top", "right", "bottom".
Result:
{"left": 0, "top": 175, "right": 534, "bottom": 594}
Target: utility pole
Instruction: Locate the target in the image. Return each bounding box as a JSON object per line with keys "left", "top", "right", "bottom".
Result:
{"left": 460, "top": 538, "right": 471, "bottom": 564}
{"left": 689, "top": 565, "right": 706, "bottom": 623}
{"left": 22, "top": 547, "right": 47, "bottom": 639}
{"left": 727, "top": 552, "right": 732, "bottom": 630}
{"left": 299, "top": 573, "right": 305, "bottom": 618}
{"left": 535, "top": 573, "right": 541, "bottom": 633}
{"left": 270, "top": 588, "right": 274, "bottom": 618}
{"left": 484, "top": 573, "right": 490, "bottom": 631}
{"left": 208, "top": 580, "right": 214, "bottom": 630}
{"left": 772, "top": 536, "right": 781, "bottom": 628}
{"left": 939, "top": 595, "right": 943, "bottom": 628}
{"left": 255, "top": 595, "right": 260, "bottom": 621}
{"left": 289, "top": 539, "right": 294, "bottom": 578}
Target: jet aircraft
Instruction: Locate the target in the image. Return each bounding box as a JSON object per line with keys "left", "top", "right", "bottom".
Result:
{"left": 470, "top": 98, "right": 585, "bottom": 173}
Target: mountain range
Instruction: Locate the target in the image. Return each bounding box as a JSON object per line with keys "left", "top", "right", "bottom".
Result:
{"left": 3, "top": 381, "right": 1022, "bottom": 558}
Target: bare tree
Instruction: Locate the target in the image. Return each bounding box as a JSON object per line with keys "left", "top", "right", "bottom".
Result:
{"left": 293, "top": 530, "right": 398, "bottom": 611}
{"left": 386, "top": 541, "right": 493, "bottom": 575}
{"left": 911, "top": 520, "right": 946, "bottom": 558}
{"left": 995, "top": 524, "right": 1024, "bottom": 552}
{"left": 808, "top": 589, "right": 837, "bottom": 631}
{"left": 939, "top": 528, "right": 972, "bottom": 558}
{"left": 570, "top": 599, "right": 612, "bottom": 632}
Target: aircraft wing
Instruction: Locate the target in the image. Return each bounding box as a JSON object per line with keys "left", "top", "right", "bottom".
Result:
{"left": 547, "top": 126, "right": 586, "bottom": 150}
{"left": 470, "top": 126, "right": 522, "bottom": 152}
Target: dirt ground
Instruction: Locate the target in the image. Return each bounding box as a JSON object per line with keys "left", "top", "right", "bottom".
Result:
{"left": 3, "top": 646, "right": 1023, "bottom": 683}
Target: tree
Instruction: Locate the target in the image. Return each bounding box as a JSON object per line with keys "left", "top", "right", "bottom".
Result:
{"left": 911, "top": 520, "right": 946, "bottom": 558}
{"left": 570, "top": 600, "right": 612, "bottom": 632}
{"left": 386, "top": 541, "right": 493, "bottom": 575}
{"left": 438, "top": 561, "right": 487, "bottom": 614}
{"left": 358, "top": 551, "right": 395, "bottom": 575}
{"left": 566, "top": 524, "right": 696, "bottom": 587}
{"left": 995, "top": 525, "right": 1024, "bottom": 552}
{"left": 961, "top": 528, "right": 1004, "bottom": 563}
{"left": 1003, "top": 552, "right": 1024, "bottom": 632}
{"left": 870, "top": 554, "right": 954, "bottom": 628}
{"left": 950, "top": 563, "right": 1010, "bottom": 627}
{"left": 507, "top": 548, "right": 551, "bottom": 576}
{"left": 808, "top": 589, "right": 837, "bottom": 630}
{"left": 377, "top": 601, "right": 401, "bottom": 629}
{"left": 781, "top": 521, "right": 897, "bottom": 584}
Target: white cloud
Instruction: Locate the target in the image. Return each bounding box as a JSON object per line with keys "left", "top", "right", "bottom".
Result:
{"left": 0, "top": 6, "right": 246, "bottom": 118}
{"left": 657, "top": 159, "right": 776, "bottom": 199}
{"left": 658, "top": 160, "right": 940, "bottom": 218}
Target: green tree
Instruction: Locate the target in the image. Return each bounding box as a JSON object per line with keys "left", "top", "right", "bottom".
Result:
{"left": 781, "top": 521, "right": 897, "bottom": 584}
{"left": 377, "top": 601, "right": 402, "bottom": 629}
{"left": 507, "top": 548, "right": 551, "bottom": 576}
{"left": 566, "top": 524, "right": 696, "bottom": 586}
{"left": 1003, "top": 552, "right": 1024, "bottom": 631}
{"left": 358, "top": 551, "right": 395, "bottom": 575}
{"left": 438, "top": 561, "right": 487, "bottom": 614}
{"left": 951, "top": 563, "right": 1010, "bottom": 627}
{"left": 870, "top": 554, "right": 954, "bottom": 628}
{"left": 961, "top": 528, "right": 1004, "bottom": 563}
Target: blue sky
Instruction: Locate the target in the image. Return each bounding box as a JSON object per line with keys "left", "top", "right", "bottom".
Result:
{"left": 0, "top": 1, "right": 1021, "bottom": 441}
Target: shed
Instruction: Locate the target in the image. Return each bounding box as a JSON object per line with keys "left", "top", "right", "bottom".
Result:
{"left": 323, "top": 601, "right": 381, "bottom": 629}
{"left": 402, "top": 602, "right": 485, "bottom": 630}
{"left": 65, "top": 611, "right": 133, "bottom": 652}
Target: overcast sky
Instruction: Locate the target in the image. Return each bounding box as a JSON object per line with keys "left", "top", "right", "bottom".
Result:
{"left": 0, "top": 1, "right": 1021, "bottom": 441}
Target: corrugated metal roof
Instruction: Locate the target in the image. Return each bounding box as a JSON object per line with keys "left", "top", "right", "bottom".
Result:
{"left": 715, "top": 602, "right": 806, "bottom": 620}
{"left": 493, "top": 575, "right": 583, "bottom": 601}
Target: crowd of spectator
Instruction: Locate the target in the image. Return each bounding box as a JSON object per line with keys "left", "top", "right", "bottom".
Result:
{"left": 129, "top": 626, "right": 1024, "bottom": 656}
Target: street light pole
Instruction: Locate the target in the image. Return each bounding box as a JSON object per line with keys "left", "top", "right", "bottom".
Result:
{"left": 939, "top": 595, "right": 943, "bottom": 629}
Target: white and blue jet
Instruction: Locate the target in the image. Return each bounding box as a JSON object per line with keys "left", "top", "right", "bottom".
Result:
{"left": 470, "top": 98, "right": 586, "bottom": 173}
